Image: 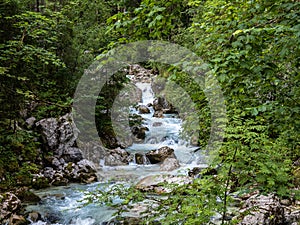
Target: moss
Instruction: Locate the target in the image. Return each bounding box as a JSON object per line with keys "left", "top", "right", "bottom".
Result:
{"left": 0, "top": 129, "right": 44, "bottom": 190}
{"left": 66, "top": 162, "right": 73, "bottom": 172}
{"left": 32, "top": 177, "right": 50, "bottom": 189}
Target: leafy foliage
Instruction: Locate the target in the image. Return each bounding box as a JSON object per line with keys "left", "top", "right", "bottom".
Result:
{"left": 0, "top": 128, "right": 41, "bottom": 189}
{"left": 81, "top": 0, "right": 300, "bottom": 223}
{"left": 0, "top": 0, "right": 299, "bottom": 223}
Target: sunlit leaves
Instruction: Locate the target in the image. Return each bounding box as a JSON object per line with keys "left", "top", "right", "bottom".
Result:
{"left": 106, "top": 0, "right": 189, "bottom": 42}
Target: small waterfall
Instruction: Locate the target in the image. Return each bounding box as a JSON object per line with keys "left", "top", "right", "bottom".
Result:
{"left": 128, "top": 152, "right": 151, "bottom": 165}
{"left": 135, "top": 82, "right": 154, "bottom": 105}
{"left": 127, "top": 82, "right": 198, "bottom": 164}
{"left": 142, "top": 154, "right": 151, "bottom": 165}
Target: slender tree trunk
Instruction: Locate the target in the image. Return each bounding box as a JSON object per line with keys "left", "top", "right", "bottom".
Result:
{"left": 36, "top": 0, "right": 39, "bottom": 12}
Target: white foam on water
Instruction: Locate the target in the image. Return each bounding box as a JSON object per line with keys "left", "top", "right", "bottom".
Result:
{"left": 127, "top": 82, "right": 201, "bottom": 164}
{"left": 28, "top": 81, "right": 206, "bottom": 225}
{"left": 31, "top": 218, "right": 95, "bottom": 225}
{"left": 135, "top": 82, "right": 155, "bottom": 105}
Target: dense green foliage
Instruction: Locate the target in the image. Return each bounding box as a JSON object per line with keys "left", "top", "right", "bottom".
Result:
{"left": 0, "top": 0, "right": 299, "bottom": 223}
{"left": 0, "top": 0, "right": 120, "bottom": 188}
{"left": 89, "top": 0, "right": 300, "bottom": 223}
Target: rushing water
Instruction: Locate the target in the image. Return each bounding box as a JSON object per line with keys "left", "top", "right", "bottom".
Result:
{"left": 27, "top": 82, "right": 204, "bottom": 225}
{"left": 129, "top": 82, "right": 200, "bottom": 164}
{"left": 26, "top": 183, "right": 116, "bottom": 225}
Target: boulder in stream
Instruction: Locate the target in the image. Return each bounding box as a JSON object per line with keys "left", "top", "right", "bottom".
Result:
{"left": 138, "top": 105, "right": 150, "bottom": 114}
{"left": 153, "top": 110, "right": 164, "bottom": 118}
{"left": 146, "top": 146, "right": 176, "bottom": 164}
{"left": 136, "top": 175, "right": 192, "bottom": 194}
{"left": 104, "top": 148, "right": 130, "bottom": 166}
{"left": 27, "top": 211, "right": 42, "bottom": 223}
{"left": 152, "top": 121, "right": 162, "bottom": 127}
{"left": 131, "top": 125, "right": 149, "bottom": 141}
{"left": 160, "top": 157, "right": 180, "bottom": 171}
{"left": 152, "top": 96, "right": 177, "bottom": 114}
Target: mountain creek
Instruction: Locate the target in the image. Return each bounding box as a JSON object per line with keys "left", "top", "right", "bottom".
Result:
{"left": 1, "top": 65, "right": 299, "bottom": 225}
{"left": 24, "top": 78, "right": 205, "bottom": 225}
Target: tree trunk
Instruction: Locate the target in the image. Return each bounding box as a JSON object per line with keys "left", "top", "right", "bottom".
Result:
{"left": 35, "top": 0, "right": 39, "bottom": 12}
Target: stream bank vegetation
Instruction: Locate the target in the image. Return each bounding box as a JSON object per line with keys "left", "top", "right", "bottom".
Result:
{"left": 0, "top": 0, "right": 299, "bottom": 224}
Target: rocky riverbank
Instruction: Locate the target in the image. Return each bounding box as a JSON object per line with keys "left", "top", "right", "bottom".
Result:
{"left": 2, "top": 64, "right": 300, "bottom": 225}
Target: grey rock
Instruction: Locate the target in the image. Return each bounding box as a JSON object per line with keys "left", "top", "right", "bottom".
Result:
{"left": 146, "top": 146, "right": 176, "bottom": 164}
{"left": 104, "top": 148, "right": 129, "bottom": 166}
{"left": 152, "top": 96, "right": 177, "bottom": 114}
{"left": 238, "top": 194, "right": 284, "bottom": 225}
{"left": 36, "top": 118, "right": 59, "bottom": 150}
{"left": 77, "top": 159, "right": 97, "bottom": 173}
{"left": 62, "top": 147, "right": 83, "bottom": 163}
{"left": 128, "top": 64, "right": 155, "bottom": 83}
{"left": 160, "top": 157, "right": 180, "bottom": 171}
{"left": 152, "top": 122, "right": 162, "bottom": 127}
{"left": 136, "top": 175, "right": 192, "bottom": 193}
{"left": 238, "top": 194, "right": 300, "bottom": 225}
{"left": 27, "top": 211, "right": 42, "bottom": 223}
{"left": 0, "top": 192, "right": 22, "bottom": 222}
{"left": 135, "top": 153, "right": 150, "bottom": 165}
{"left": 285, "top": 209, "right": 300, "bottom": 224}
{"left": 26, "top": 116, "right": 36, "bottom": 128}
{"left": 52, "top": 157, "right": 62, "bottom": 168}
{"left": 153, "top": 97, "right": 164, "bottom": 111}
{"left": 188, "top": 167, "right": 202, "bottom": 178}
{"left": 78, "top": 141, "right": 108, "bottom": 164}
{"left": 153, "top": 110, "right": 164, "bottom": 118}
{"left": 36, "top": 113, "right": 78, "bottom": 156}
{"left": 43, "top": 167, "right": 56, "bottom": 180}
{"left": 9, "top": 214, "right": 26, "bottom": 225}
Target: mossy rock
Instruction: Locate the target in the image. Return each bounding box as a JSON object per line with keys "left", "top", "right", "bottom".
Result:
{"left": 32, "top": 177, "right": 50, "bottom": 189}
{"left": 65, "top": 162, "right": 73, "bottom": 172}
{"left": 6, "top": 160, "right": 19, "bottom": 172}
{"left": 293, "top": 167, "right": 300, "bottom": 186}
{"left": 15, "top": 187, "right": 41, "bottom": 203}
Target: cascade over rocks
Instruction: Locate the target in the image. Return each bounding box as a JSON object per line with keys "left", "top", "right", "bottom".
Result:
{"left": 134, "top": 153, "right": 150, "bottom": 165}
{"left": 21, "top": 65, "right": 201, "bottom": 224}
{"left": 151, "top": 77, "right": 178, "bottom": 117}
{"left": 152, "top": 96, "right": 177, "bottom": 118}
